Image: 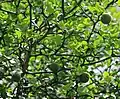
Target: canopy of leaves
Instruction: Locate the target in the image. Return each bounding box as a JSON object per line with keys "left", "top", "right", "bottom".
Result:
{"left": 0, "top": 0, "right": 120, "bottom": 98}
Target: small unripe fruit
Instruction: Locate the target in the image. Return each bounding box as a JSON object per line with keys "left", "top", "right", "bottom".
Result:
{"left": 101, "top": 13, "right": 111, "bottom": 24}
{"left": 76, "top": 72, "right": 89, "bottom": 83}
{"left": 48, "top": 63, "right": 59, "bottom": 74}
{"left": 99, "top": 96, "right": 104, "bottom": 99}
{"left": 12, "top": 72, "right": 21, "bottom": 82}
{"left": 0, "top": 67, "right": 4, "bottom": 79}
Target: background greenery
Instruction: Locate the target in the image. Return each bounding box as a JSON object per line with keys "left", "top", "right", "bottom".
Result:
{"left": 0, "top": 0, "right": 120, "bottom": 98}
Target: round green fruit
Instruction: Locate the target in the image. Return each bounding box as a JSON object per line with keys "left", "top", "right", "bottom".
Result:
{"left": 76, "top": 72, "right": 89, "bottom": 83}
{"left": 0, "top": 67, "right": 5, "bottom": 79}
{"left": 99, "top": 96, "right": 104, "bottom": 99}
{"left": 101, "top": 13, "right": 111, "bottom": 24}
{"left": 48, "top": 63, "right": 59, "bottom": 74}
{"left": 12, "top": 72, "right": 21, "bottom": 82}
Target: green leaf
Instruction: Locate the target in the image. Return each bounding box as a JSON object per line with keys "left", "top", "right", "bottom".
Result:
{"left": 54, "top": 35, "right": 62, "bottom": 45}
{"left": 103, "top": 71, "right": 109, "bottom": 78}
{"left": 15, "top": 30, "right": 22, "bottom": 38}
{"left": 118, "top": 0, "right": 120, "bottom": 6}
{"left": 103, "top": 71, "right": 113, "bottom": 82}
{"left": 58, "top": 21, "right": 65, "bottom": 29}
{"left": 46, "top": 2, "right": 54, "bottom": 14}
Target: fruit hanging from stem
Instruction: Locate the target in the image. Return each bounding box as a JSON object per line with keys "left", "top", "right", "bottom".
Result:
{"left": 76, "top": 72, "right": 89, "bottom": 83}
{"left": 48, "top": 63, "right": 60, "bottom": 74}
{"left": 0, "top": 67, "right": 4, "bottom": 79}
{"left": 12, "top": 71, "right": 21, "bottom": 82}
{"left": 101, "top": 13, "right": 111, "bottom": 24}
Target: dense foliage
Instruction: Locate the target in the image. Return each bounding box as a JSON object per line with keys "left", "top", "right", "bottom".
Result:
{"left": 0, "top": 0, "right": 120, "bottom": 98}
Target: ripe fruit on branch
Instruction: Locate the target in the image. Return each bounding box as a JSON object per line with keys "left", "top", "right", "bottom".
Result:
{"left": 48, "top": 63, "right": 60, "bottom": 74}
{"left": 101, "top": 13, "right": 111, "bottom": 24}
{"left": 12, "top": 71, "right": 21, "bottom": 82}
{"left": 76, "top": 72, "right": 89, "bottom": 83}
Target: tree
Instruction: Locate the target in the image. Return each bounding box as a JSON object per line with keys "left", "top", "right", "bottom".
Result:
{"left": 0, "top": 0, "right": 120, "bottom": 98}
